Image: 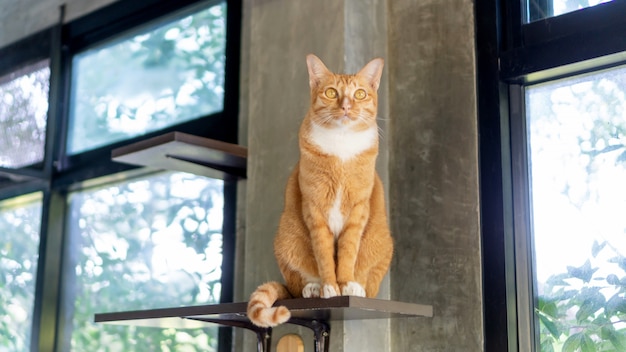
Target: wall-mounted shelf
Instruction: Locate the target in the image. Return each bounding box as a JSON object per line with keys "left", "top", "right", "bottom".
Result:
{"left": 111, "top": 131, "right": 247, "bottom": 179}
{"left": 95, "top": 296, "right": 433, "bottom": 352}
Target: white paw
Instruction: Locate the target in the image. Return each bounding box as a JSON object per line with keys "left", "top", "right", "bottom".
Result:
{"left": 302, "top": 283, "right": 321, "bottom": 298}
{"left": 341, "top": 281, "right": 366, "bottom": 297}
{"left": 322, "top": 284, "right": 339, "bottom": 298}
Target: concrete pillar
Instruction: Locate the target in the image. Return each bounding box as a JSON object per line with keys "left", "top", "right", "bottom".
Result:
{"left": 387, "top": 0, "right": 483, "bottom": 350}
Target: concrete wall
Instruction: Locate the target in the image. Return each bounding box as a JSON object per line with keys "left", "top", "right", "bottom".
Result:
{"left": 0, "top": 0, "right": 120, "bottom": 48}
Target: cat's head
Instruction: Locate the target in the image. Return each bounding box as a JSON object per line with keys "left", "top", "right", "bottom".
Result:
{"left": 306, "top": 54, "right": 383, "bottom": 131}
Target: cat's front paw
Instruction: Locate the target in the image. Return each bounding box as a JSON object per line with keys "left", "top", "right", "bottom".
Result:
{"left": 341, "top": 281, "right": 366, "bottom": 297}
{"left": 321, "top": 284, "right": 339, "bottom": 298}
{"left": 302, "top": 283, "right": 321, "bottom": 298}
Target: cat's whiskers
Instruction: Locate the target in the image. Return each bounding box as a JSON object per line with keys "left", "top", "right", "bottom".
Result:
{"left": 372, "top": 122, "right": 385, "bottom": 140}
{"left": 317, "top": 112, "right": 335, "bottom": 126}
{"left": 374, "top": 116, "right": 387, "bottom": 139}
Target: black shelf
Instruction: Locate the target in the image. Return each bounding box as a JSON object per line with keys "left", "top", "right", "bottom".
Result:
{"left": 95, "top": 297, "right": 433, "bottom": 352}
{"left": 95, "top": 296, "right": 432, "bottom": 328}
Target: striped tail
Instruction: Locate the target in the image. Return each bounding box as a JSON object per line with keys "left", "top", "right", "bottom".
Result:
{"left": 247, "top": 281, "right": 292, "bottom": 327}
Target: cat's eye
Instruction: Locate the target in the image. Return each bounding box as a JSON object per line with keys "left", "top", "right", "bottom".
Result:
{"left": 354, "top": 89, "right": 367, "bottom": 100}
{"left": 325, "top": 88, "right": 338, "bottom": 99}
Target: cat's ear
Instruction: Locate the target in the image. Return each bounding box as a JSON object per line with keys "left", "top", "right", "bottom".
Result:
{"left": 357, "top": 58, "right": 384, "bottom": 91}
{"left": 306, "top": 54, "right": 331, "bottom": 89}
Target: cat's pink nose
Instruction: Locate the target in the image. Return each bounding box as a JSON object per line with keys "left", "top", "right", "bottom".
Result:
{"left": 342, "top": 97, "right": 352, "bottom": 113}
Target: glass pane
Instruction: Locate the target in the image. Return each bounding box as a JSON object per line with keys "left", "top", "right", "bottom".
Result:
{"left": 68, "top": 2, "right": 226, "bottom": 154}
{"left": 66, "top": 172, "right": 224, "bottom": 351}
{"left": 0, "top": 61, "right": 50, "bottom": 168}
{"left": 0, "top": 193, "right": 42, "bottom": 351}
{"left": 527, "top": 65, "right": 626, "bottom": 350}
{"left": 525, "top": 0, "right": 613, "bottom": 22}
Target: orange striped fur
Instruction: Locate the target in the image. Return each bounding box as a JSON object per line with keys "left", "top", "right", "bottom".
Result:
{"left": 247, "top": 55, "right": 393, "bottom": 328}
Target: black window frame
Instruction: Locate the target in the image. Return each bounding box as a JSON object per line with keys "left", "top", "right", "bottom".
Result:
{"left": 477, "top": 0, "right": 626, "bottom": 351}
{"left": 0, "top": 0, "right": 241, "bottom": 351}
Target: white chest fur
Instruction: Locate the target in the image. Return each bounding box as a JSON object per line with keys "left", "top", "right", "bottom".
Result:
{"left": 328, "top": 188, "right": 343, "bottom": 238}
{"left": 309, "top": 122, "right": 377, "bottom": 161}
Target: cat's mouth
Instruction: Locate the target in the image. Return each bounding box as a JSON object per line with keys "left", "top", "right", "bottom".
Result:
{"left": 336, "top": 112, "right": 359, "bottom": 123}
{"left": 320, "top": 113, "right": 365, "bottom": 127}
{"left": 339, "top": 115, "right": 352, "bottom": 123}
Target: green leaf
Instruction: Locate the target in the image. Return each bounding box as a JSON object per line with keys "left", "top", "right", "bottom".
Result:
{"left": 608, "top": 256, "right": 626, "bottom": 272}
{"left": 617, "top": 150, "right": 626, "bottom": 165}
{"left": 576, "top": 301, "right": 595, "bottom": 322}
{"left": 538, "top": 312, "right": 561, "bottom": 339}
{"left": 562, "top": 333, "right": 583, "bottom": 352}
{"left": 606, "top": 274, "right": 620, "bottom": 285}
{"left": 559, "top": 289, "right": 578, "bottom": 301}
{"left": 560, "top": 333, "right": 598, "bottom": 352}
{"left": 606, "top": 294, "right": 626, "bottom": 316}
{"left": 567, "top": 260, "right": 598, "bottom": 283}
{"left": 574, "top": 288, "right": 605, "bottom": 322}
{"left": 580, "top": 334, "right": 596, "bottom": 352}
{"left": 546, "top": 273, "right": 571, "bottom": 286}
{"left": 608, "top": 329, "right": 626, "bottom": 351}
{"left": 537, "top": 297, "right": 559, "bottom": 317}
{"left": 540, "top": 339, "right": 555, "bottom": 352}
{"left": 600, "top": 325, "right": 614, "bottom": 340}
{"left": 592, "top": 240, "right": 606, "bottom": 258}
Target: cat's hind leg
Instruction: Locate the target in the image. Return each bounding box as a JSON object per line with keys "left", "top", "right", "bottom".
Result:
{"left": 354, "top": 182, "right": 393, "bottom": 298}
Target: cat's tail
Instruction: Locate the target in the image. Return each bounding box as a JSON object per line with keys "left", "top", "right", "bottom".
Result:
{"left": 247, "top": 281, "right": 292, "bottom": 327}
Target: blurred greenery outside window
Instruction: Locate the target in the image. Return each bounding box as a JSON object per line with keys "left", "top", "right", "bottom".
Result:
{"left": 0, "top": 194, "right": 42, "bottom": 351}
{"left": 68, "top": 2, "right": 226, "bottom": 154}
{"left": 526, "top": 66, "right": 626, "bottom": 351}
{"left": 67, "top": 171, "right": 223, "bottom": 351}
{"left": 0, "top": 61, "right": 49, "bottom": 168}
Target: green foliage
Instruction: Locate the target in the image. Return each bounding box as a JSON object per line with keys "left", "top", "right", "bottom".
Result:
{"left": 537, "top": 241, "right": 626, "bottom": 352}
{"left": 0, "top": 194, "right": 42, "bottom": 351}
{"left": 67, "top": 172, "right": 224, "bottom": 351}
{"left": 0, "top": 63, "right": 49, "bottom": 168}
{"left": 69, "top": 2, "right": 227, "bottom": 154}
{"left": 529, "top": 62, "right": 626, "bottom": 352}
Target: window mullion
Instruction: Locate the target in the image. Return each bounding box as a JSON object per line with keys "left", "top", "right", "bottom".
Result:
{"left": 31, "top": 190, "right": 68, "bottom": 352}
{"left": 509, "top": 84, "right": 539, "bottom": 352}
{"left": 44, "top": 5, "right": 66, "bottom": 177}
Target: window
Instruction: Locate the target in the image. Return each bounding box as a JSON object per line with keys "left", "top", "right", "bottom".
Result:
{"left": 477, "top": 0, "right": 626, "bottom": 351}
{"left": 0, "top": 0, "right": 240, "bottom": 351}
{"left": 527, "top": 66, "right": 626, "bottom": 351}
{"left": 65, "top": 172, "right": 223, "bottom": 351}
{"left": 525, "top": 0, "right": 614, "bottom": 22}
{"left": 0, "top": 194, "right": 42, "bottom": 351}
{"left": 0, "top": 61, "right": 49, "bottom": 168}
{"left": 68, "top": 3, "right": 226, "bottom": 154}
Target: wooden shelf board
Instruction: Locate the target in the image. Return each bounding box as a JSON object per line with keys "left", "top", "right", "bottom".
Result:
{"left": 95, "top": 296, "right": 433, "bottom": 329}
{"left": 111, "top": 132, "right": 247, "bottom": 179}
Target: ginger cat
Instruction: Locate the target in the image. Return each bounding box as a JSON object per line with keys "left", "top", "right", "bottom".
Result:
{"left": 247, "top": 54, "right": 393, "bottom": 328}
